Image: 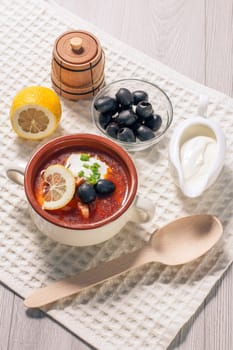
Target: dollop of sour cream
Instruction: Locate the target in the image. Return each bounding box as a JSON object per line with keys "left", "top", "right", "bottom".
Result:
{"left": 180, "top": 136, "right": 217, "bottom": 188}
{"left": 65, "top": 153, "right": 109, "bottom": 183}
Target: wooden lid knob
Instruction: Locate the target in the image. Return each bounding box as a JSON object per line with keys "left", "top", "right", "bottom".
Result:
{"left": 55, "top": 31, "right": 100, "bottom": 64}
{"left": 70, "top": 37, "right": 83, "bottom": 52}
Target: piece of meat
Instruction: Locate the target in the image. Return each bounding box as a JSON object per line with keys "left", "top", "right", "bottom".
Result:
{"left": 76, "top": 177, "right": 85, "bottom": 187}
{"left": 77, "top": 200, "right": 89, "bottom": 219}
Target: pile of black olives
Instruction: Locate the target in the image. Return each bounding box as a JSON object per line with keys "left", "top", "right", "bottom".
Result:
{"left": 94, "top": 88, "right": 162, "bottom": 142}
{"left": 76, "top": 179, "right": 115, "bottom": 204}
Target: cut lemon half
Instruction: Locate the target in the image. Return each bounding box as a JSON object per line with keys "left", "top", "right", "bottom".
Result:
{"left": 42, "top": 165, "right": 75, "bottom": 210}
{"left": 10, "top": 86, "right": 62, "bottom": 140}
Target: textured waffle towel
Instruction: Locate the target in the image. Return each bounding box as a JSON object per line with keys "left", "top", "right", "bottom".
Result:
{"left": 0, "top": 1, "right": 233, "bottom": 349}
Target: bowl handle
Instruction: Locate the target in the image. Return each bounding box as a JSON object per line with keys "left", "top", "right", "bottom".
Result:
{"left": 5, "top": 161, "right": 26, "bottom": 186}
{"left": 130, "top": 194, "right": 157, "bottom": 234}
{"left": 197, "top": 94, "right": 209, "bottom": 117}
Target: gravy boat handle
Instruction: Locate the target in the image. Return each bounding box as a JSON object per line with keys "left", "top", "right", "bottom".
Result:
{"left": 197, "top": 94, "right": 209, "bottom": 116}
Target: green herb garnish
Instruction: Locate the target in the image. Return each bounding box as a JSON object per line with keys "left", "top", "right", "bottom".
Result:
{"left": 78, "top": 156, "right": 102, "bottom": 185}
{"left": 80, "top": 154, "right": 90, "bottom": 161}
{"left": 78, "top": 170, "right": 85, "bottom": 177}
{"left": 87, "top": 172, "right": 101, "bottom": 185}
{"left": 90, "top": 163, "right": 100, "bottom": 173}
{"left": 93, "top": 162, "right": 100, "bottom": 168}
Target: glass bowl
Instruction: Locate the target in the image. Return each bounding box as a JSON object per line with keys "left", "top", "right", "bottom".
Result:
{"left": 91, "top": 78, "right": 173, "bottom": 152}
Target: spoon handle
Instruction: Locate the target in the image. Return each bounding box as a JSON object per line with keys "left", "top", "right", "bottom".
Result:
{"left": 24, "top": 245, "right": 154, "bottom": 308}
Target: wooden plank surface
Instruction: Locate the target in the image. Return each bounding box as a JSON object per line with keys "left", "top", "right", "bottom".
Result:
{"left": 1, "top": 0, "right": 233, "bottom": 349}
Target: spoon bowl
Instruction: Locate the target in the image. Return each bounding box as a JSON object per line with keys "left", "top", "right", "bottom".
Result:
{"left": 24, "top": 214, "right": 223, "bottom": 308}
{"left": 150, "top": 214, "right": 222, "bottom": 265}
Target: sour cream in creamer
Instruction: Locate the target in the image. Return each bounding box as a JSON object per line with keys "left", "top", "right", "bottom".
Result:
{"left": 180, "top": 136, "right": 217, "bottom": 189}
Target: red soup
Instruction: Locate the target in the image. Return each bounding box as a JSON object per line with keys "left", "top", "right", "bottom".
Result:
{"left": 34, "top": 147, "right": 128, "bottom": 226}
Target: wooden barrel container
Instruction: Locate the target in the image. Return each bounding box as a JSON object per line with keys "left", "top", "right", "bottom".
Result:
{"left": 51, "top": 30, "right": 105, "bottom": 100}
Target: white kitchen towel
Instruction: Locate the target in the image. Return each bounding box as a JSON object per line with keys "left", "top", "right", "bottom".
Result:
{"left": 0, "top": 1, "right": 232, "bottom": 349}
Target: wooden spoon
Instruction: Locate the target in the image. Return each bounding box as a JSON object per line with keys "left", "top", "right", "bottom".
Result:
{"left": 24, "top": 215, "right": 222, "bottom": 308}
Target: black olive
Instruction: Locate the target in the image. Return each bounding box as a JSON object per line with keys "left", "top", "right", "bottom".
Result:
{"left": 117, "top": 127, "right": 136, "bottom": 142}
{"left": 136, "top": 125, "right": 155, "bottom": 141}
{"left": 77, "top": 183, "right": 96, "bottom": 203}
{"left": 94, "top": 96, "right": 117, "bottom": 114}
{"left": 144, "top": 114, "right": 162, "bottom": 131}
{"left": 117, "top": 104, "right": 130, "bottom": 113}
{"left": 117, "top": 109, "right": 137, "bottom": 127}
{"left": 106, "top": 122, "right": 119, "bottom": 139}
{"left": 136, "top": 101, "right": 153, "bottom": 119}
{"left": 131, "top": 118, "right": 142, "bottom": 131}
{"left": 116, "top": 88, "right": 133, "bottom": 107}
{"left": 132, "top": 90, "right": 148, "bottom": 105}
{"left": 99, "top": 112, "right": 113, "bottom": 129}
{"left": 95, "top": 179, "right": 115, "bottom": 195}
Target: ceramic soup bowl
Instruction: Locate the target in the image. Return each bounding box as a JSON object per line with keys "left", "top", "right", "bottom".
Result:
{"left": 6, "top": 134, "right": 154, "bottom": 246}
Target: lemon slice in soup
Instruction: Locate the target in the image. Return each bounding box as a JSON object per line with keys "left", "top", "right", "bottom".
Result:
{"left": 42, "top": 165, "right": 75, "bottom": 210}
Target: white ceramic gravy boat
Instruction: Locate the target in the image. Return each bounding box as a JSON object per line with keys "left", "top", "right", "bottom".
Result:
{"left": 169, "top": 95, "right": 226, "bottom": 198}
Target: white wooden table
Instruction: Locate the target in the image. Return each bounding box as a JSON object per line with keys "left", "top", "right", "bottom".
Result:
{"left": 1, "top": 1, "right": 233, "bottom": 349}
